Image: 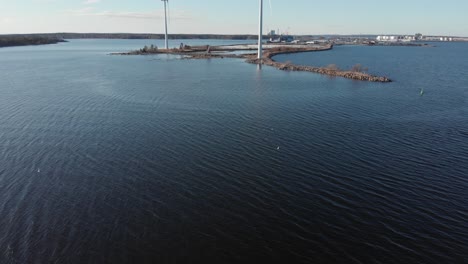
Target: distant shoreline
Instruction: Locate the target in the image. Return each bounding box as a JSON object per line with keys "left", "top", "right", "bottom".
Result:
{"left": 1, "top": 33, "right": 263, "bottom": 41}
{"left": 0, "top": 36, "right": 66, "bottom": 48}
{"left": 3, "top": 33, "right": 468, "bottom": 42}
{"left": 1, "top": 33, "right": 467, "bottom": 49}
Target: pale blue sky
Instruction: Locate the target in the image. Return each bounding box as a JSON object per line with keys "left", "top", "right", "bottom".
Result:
{"left": 1, "top": 0, "right": 467, "bottom": 36}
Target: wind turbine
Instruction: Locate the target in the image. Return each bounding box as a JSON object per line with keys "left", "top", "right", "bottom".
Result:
{"left": 258, "top": 0, "right": 263, "bottom": 60}
{"left": 258, "top": 0, "right": 272, "bottom": 60}
{"left": 162, "top": 0, "right": 169, "bottom": 49}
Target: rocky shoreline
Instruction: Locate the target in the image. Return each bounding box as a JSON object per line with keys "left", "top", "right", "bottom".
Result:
{"left": 112, "top": 44, "right": 392, "bottom": 83}
{"left": 246, "top": 45, "right": 391, "bottom": 82}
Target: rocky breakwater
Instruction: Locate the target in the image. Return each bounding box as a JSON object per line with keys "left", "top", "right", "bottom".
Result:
{"left": 247, "top": 45, "right": 392, "bottom": 83}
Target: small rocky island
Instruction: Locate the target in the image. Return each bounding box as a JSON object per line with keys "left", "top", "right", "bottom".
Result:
{"left": 113, "top": 43, "right": 391, "bottom": 83}
{"left": 0, "top": 35, "right": 66, "bottom": 48}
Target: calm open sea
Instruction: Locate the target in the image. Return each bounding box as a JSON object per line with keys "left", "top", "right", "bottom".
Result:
{"left": 1, "top": 40, "right": 467, "bottom": 263}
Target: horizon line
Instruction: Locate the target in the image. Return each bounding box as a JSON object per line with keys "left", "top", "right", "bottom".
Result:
{"left": 1, "top": 32, "right": 467, "bottom": 38}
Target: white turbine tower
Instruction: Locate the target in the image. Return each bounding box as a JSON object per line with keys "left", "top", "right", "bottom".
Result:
{"left": 162, "top": 0, "right": 169, "bottom": 49}
{"left": 258, "top": 0, "right": 263, "bottom": 60}
{"left": 258, "top": 0, "right": 272, "bottom": 61}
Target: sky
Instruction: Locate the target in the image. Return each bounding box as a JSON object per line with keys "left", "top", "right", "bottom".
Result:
{"left": 1, "top": 0, "right": 467, "bottom": 36}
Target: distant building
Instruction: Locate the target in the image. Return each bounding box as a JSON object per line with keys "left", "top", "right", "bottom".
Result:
{"left": 440, "top": 37, "right": 453, "bottom": 41}
{"left": 269, "top": 35, "right": 294, "bottom": 43}
{"left": 281, "top": 35, "right": 294, "bottom": 42}
{"left": 401, "top": 35, "right": 416, "bottom": 42}
{"left": 377, "top": 35, "right": 398, "bottom": 42}
{"left": 376, "top": 35, "right": 415, "bottom": 42}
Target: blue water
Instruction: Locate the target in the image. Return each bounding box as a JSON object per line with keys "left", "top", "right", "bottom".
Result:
{"left": 0, "top": 40, "right": 467, "bottom": 263}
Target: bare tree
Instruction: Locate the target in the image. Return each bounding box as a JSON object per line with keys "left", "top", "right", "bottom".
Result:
{"left": 326, "top": 64, "right": 339, "bottom": 71}
{"left": 350, "top": 64, "right": 368, "bottom": 73}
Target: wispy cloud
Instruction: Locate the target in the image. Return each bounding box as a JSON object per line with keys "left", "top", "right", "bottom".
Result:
{"left": 68, "top": 7, "right": 96, "bottom": 15}
{"left": 0, "top": 17, "right": 14, "bottom": 25}
{"left": 83, "top": 0, "right": 101, "bottom": 4}
{"left": 66, "top": 8, "right": 192, "bottom": 20}
{"left": 31, "top": 0, "right": 59, "bottom": 3}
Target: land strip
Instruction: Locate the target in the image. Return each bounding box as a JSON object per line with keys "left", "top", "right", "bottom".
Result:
{"left": 247, "top": 45, "right": 391, "bottom": 82}
{"left": 113, "top": 43, "right": 392, "bottom": 82}
{"left": 0, "top": 35, "right": 66, "bottom": 48}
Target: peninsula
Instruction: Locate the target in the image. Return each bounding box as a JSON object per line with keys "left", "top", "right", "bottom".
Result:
{"left": 0, "top": 35, "right": 66, "bottom": 48}
{"left": 114, "top": 43, "right": 392, "bottom": 83}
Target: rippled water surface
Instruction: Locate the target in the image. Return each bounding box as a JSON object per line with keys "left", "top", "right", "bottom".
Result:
{"left": 1, "top": 40, "right": 467, "bottom": 263}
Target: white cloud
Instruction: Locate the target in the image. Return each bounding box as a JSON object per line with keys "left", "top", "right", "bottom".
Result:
{"left": 66, "top": 8, "right": 192, "bottom": 20}
{"left": 83, "top": 0, "right": 101, "bottom": 4}
{"left": 31, "top": 0, "right": 59, "bottom": 2}
{"left": 67, "top": 7, "right": 96, "bottom": 15}
{"left": 0, "top": 17, "right": 14, "bottom": 25}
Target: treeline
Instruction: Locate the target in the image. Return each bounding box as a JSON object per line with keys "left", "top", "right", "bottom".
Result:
{"left": 0, "top": 35, "right": 66, "bottom": 48}
{"left": 0, "top": 33, "right": 267, "bottom": 47}
{"left": 9, "top": 33, "right": 264, "bottom": 40}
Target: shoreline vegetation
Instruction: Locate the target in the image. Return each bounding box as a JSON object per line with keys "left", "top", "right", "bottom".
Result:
{"left": 0, "top": 33, "right": 262, "bottom": 48}
{"left": 0, "top": 35, "right": 66, "bottom": 48}
{"left": 113, "top": 44, "right": 392, "bottom": 82}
